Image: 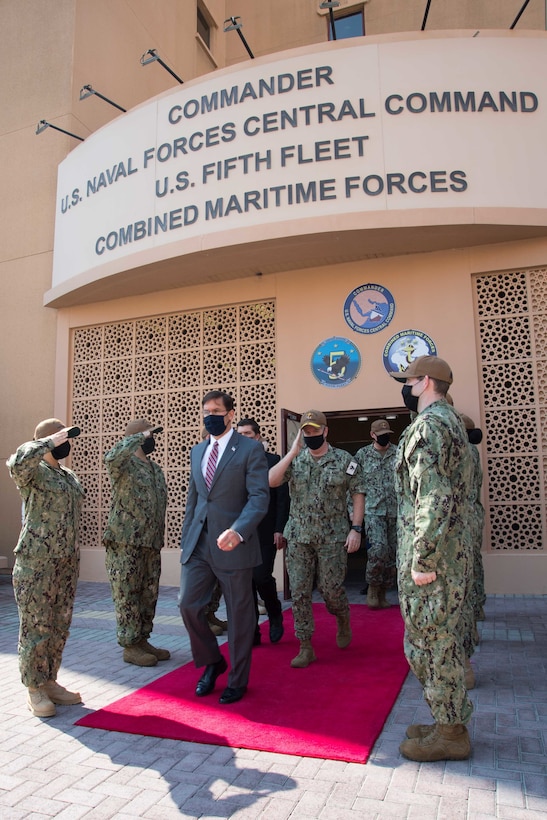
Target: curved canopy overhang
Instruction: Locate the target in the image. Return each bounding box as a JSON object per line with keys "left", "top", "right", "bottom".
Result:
{"left": 46, "top": 30, "right": 547, "bottom": 307}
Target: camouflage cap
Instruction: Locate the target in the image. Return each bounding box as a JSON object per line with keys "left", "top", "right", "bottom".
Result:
{"left": 389, "top": 355, "right": 453, "bottom": 384}
{"left": 125, "top": 419, "right": 153, "bottom": 436}
{"left": 300, "top": 410, "right": 327, "bottom": 429}
{"left": 371, "top": 419, "right": 393, "bottom": 436}
{"left": 459, "top": 412, "right": 475, "bottom": 430}
{"left": 34, "top": 418, "right": 64, "bottom": 440}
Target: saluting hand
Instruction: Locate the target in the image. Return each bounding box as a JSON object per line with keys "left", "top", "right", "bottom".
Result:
{"left": 49, "top": 428, "right": 70, "bottom": 447}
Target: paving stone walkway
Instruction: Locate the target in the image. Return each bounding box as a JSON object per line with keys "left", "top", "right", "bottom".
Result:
{"left": 1, "top": 575, "right": 546, "bottom": 819}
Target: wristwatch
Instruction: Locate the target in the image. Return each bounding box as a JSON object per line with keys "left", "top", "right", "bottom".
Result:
{"left": 350, "top": 524, "right": 363, "bottom": 533}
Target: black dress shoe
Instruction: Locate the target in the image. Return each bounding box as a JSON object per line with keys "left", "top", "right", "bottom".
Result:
{"left": 195, "top": 656, "right": 228, "bottom": 697}
{"left": 253, "top": 630, "right": 262, "bottom": 646}
{"left": 269, "top": 615, "right": 284, "bottom": 643}
{"left": 219, "top": 686, "right": 247, "bottom": 704}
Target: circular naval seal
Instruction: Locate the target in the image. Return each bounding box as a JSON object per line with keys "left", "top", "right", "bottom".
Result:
{"left": 343, "top": 283, "right": 395, "bottom": 334}
{"left": 311, "top": 337, "right": 361, "bottom": 389}
{"left": 382, "top": 330, "right": 437, "bottom": 376}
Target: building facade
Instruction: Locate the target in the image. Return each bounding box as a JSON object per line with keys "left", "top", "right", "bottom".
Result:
{"left": 1, "top": 0, "right": 546, "bottom": 591}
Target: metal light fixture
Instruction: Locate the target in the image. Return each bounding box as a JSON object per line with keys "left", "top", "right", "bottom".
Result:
{"left": 320, "top": 0, "right": 340, "bottom": 41}
{"left": 510, "top": 0, "right": 531, "bottom": 29}
{"left": 35, "top": 120, "right": 84, "bottom": 141}
{"left": 140, "top": 49, "right": 183, "bottom": 84}
{"left": 421, "top": 0, "right": 432, "bottom": 30}
{"left": 79, "top": 85, "right": 126, "bottom": 112}
{"left": 223, "top": 16, "right": 255, "bottom": 59}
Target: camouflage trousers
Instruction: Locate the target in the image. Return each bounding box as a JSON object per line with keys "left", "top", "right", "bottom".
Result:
{"left": 287, "top": 540, "right": 349, "bottom": 641}
{"left": 461, "top": 518, "right": 483, "bottom": 657}
{"left": 398, "top": 567, "right": 474, "bottom": 725}
{"left": 105, "top": 542, "right": 161, "bottom": 647}
{"left": 12, "top": 550, "right": 79, "bottom": 688}
{"left": 205, "top": 579, "right": 223, "bottom": 616}
{"left": 471, "top": 523, "right": 486, "bottom": 619}
{"left": 365, "top": 514, "right": 397, "bottom": 587}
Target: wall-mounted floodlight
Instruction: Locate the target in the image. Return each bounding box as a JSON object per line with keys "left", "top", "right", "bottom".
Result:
{"left": 421, "top": 0, "right": 432, "bottom": 30}
{"left": 140, "top": 49, "right": 183, "bottom": 84}
{"left": 510, "top": 0, "right": 531, "bottom": 29}
{"left": 319, "top": 1, "right": 340, "bottom": 41}
{"left": 223, "top": 16, "right": 255, "bottom": 59}
{"left": 79, "top": 85, "right": 126, "bottom": 112}
{"left": 35, "top": 120, "right": 85, "bottom": 141}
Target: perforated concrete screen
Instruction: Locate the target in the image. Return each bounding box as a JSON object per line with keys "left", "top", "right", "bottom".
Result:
{"left": 70, "top": 300, "right": 277, "bottom": 551}
{"left": 475, "top": 269, "right": 547, "bottom": 551}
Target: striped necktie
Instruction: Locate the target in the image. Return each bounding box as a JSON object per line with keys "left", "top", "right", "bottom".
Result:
{"left": 205, "top": 441, "right": 219, "bottom": 490}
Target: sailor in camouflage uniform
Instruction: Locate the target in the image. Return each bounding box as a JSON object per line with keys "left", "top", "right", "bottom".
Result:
{"left": 460, "top": 413, "right": 486, "bottom": 659}
{"left": 103, "top": 419, "right": 169, "bottom": 667}
{"left": 390, "top": 356, "right": 474, "bottom": 762}
{"left": 7, "top": 419, "right": 85, "bottom": 718}
{"left": 355, "top": 418, "right": 398, "bottom": 609}
{"left": 269, "top": 410, "right": 365, "bottom": 668}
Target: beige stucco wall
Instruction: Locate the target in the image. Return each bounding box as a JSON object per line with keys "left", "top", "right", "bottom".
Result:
{"left": 0, "top": 0, "right": 228, "bottom": 572}
{"left": 223, "top": 0, "right": 545, "bottom": 63}
{"left": 49, "top": 234, "right": 547, "bottom": 591}
{"left": 2, "top": 1, "right": 546, "bottom": 593}
{"left": 0, "top": 2, "right": 76, "bottom": 567}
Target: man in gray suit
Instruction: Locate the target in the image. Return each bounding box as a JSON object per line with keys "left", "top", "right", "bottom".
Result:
{"left": 178, "top": 391, "right": 270, "bottom": 704}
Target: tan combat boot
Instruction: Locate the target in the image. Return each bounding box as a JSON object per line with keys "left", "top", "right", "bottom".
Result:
{"left": 400, "top": 724, "right": 471, "bottom": 761}
{"left": 336, "top": 614, "right": 352, "bottom": 648}
{"left": 406, "top": 722, "right": 436, "bottom": 739}
{"left": 464, "top": 658, "right": 475, "bottom": 690}
{"left": 207, "top": 613, "right": 227, "bottom": 635}
{"left": 43, "top": 680, "right": 82, "bottom": 705}
{"left": 123, "top": 644, "right": 158, "bottom": 667}
{"left": 138, "top": 639, "right": 170, "bottom": 661}
{"left": 27, "top": 687, "right": 56, "bottom": 717}
{"left": 290, "top": 640, "right": 317, "bottom": 668}
{"left": 376, "top": 588, "right": 391, "bottom": 609}
{"left": 366, "top": 585, "right": 381, "bottom": 609}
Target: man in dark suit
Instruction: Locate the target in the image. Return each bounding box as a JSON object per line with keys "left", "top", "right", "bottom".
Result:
{"left": 237, "top": 418, "right": 289, "bottom": 645}
{"left": 178, "top": 391, "right": 270, "bottom": 704}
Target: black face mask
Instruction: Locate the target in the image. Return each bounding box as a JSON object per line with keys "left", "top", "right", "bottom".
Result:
{"left": 51, "top": 441, "right": 71, "bottom": 460}
{"left": 304, "top": 433, "right": 325, "bottom": 451}
{"left": 203, "top": 414, "right": 227, "bottom": 437}
{"left": 142, "top": 436, "right": 155, "bottom": 455}
{"left": 375, "top": 433, "right": 391, "bottom": 447}
{"left": 402, "top": 384, "right": 419, "bottom": 413}
{"left": 468, "top": 428, "right": 483, "bottom": 445}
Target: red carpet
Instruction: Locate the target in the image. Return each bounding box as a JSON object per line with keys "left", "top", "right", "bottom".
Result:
{"left": 76, "top": 604, "right": 407, "bottom": 763}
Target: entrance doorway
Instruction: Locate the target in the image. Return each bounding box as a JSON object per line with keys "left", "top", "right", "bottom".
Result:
{"left": 325, "top": 407, "right": 411, "bottom": 586}
{"left": 281, "top": 406, "right": 411, "bottom": 454}
{"left": 279, "top": 407, "right": 411, "bottom": 593}
{"left": 324, "top": 407, "right": 411, "bottom": 454}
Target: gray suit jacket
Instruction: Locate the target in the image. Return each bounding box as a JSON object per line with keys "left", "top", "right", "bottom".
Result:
{"left": 180, "top": 431, "right": 270, "bottom": 570}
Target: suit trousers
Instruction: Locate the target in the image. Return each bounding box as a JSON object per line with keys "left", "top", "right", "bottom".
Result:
{"left": 179, "top": 532, "right": 255, "bottom": 689}
{"left": 253, "top": 541, "right": 282, "bottom": 625}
